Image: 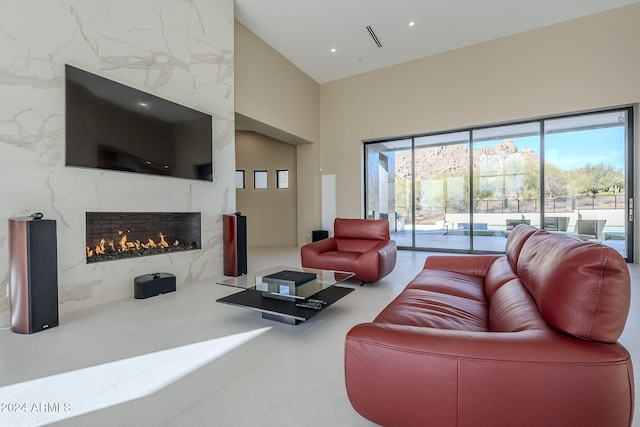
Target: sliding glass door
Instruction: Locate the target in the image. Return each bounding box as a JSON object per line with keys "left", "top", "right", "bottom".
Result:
{"left": 412, "top": 132, "right": 471, "bottom": 250}
{"left": 471, "top": 122, "right": 541, "bottom": 252}
{"left": 543, "top": 111, "right": 630, "bottom": 259}
{"left": 364, "top": 107, "right": 634, "bottom": 261}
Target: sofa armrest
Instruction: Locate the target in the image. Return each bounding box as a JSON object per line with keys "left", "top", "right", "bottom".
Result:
{"left": 423, "top": 255, "right": 500, "bottom": 277}
{"left": 345, "top": 323, "right": 634, "bottom": 427}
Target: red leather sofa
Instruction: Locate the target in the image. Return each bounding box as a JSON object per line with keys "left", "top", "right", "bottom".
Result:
{"left": 300, "top": 218, "right": 397, "bottom": 283}
{"left": 345, "top": 224, "right": 634, "bottom": 427}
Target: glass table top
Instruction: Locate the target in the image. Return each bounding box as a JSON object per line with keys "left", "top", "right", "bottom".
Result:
{"left": 216, "top": 265, "right": 354, "bottom": 300}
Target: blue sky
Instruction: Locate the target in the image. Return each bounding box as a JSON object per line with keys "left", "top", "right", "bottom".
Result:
{"left": 514, "top": 127, "right": 625, "bottom": 170}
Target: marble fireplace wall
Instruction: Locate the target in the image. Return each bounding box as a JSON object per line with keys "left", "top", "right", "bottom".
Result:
{"left": 0, "top": 0, "right": 235, "bottom": 328}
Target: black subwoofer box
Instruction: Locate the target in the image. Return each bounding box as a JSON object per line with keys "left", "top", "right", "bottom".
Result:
{"left": 134, "top": 273, "right": 176, "bottom": 299}
{"left": 9, "top": 216, "right": 59, "bottom": 334}
{"left": 312, "top": 230, "right": 329, "bottom": 242}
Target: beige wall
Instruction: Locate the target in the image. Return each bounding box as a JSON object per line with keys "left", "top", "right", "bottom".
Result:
{"left": 234, "top": 22, "right": 320, "bottom": 144}
{"left": 236, "top": 131, "right": 297, "bottom": 246}
{"left": 234, "top": 21, "right": 322, "bottom": 246}
{"left": 306, "top": 3, "right": 640, "bottom": 261}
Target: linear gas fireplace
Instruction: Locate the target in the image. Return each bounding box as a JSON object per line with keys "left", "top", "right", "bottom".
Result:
{"left": 86, "top": 212, "right": 201, "bottom": 263}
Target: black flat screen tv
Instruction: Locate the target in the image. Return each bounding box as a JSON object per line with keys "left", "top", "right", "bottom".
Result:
{"left": 65, "top": 64, "right": 213, "bottom": 181}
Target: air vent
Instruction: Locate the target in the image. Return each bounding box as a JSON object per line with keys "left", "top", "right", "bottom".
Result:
{"left": 366, "top": 25, "right": 382, "bottom": 48}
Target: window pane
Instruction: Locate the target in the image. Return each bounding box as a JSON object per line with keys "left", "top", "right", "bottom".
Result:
{"left": 472, "top": 122, "right": 541, "bottom": 252}
{"left": 254, "top": 170, "right": 268, "bottom": 189}
{"left": 277, "top": 170, "right": 289, "bottom": 188}
{"left": 365, "top": 139, "right": 411, "bottom": 245}
{"left": 414, "top": 132, "right": 471, "bottom": 251}
{"left": 544, "top": 111, "right": 627, "bottom": 257}
{"left": 235, "top": 170, "right": 245, "bottom": 189}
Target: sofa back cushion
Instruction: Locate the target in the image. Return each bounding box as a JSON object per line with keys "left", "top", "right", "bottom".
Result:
{"left": 334, "top": 218, "right": 390, "bottom": 241}
{"left": 489, "top": 278, "right": 552, "bottom": 333}
{"left": 505, "top": 223, "right": 538, "bottom": 272}
{"left": 483, "top": 257, "right": 519, "bottom": 299}
{"left": 516, "top": 229, "right": 630, "bottom": 343}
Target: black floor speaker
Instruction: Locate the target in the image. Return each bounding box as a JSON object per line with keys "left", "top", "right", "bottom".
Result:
{"left": 9, "top": 216, "right": 59, "bottom": 334}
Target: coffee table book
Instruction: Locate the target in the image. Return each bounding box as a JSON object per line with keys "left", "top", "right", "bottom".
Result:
{"left": 262, "top": 270, "right": 316, "bottom": 287}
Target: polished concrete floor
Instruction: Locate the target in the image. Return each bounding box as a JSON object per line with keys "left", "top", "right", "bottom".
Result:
{"left": 0, "top": 247, "right": 638, "bottom": 426}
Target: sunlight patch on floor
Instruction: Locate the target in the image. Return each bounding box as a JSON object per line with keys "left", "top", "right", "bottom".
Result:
{"left": 0, "top": 327, "right": 271, "bottom": 426}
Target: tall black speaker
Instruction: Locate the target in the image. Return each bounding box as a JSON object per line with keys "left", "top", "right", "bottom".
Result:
{"left": 223, "top": 213, "right": 247, "bottom": 276}
{"left": 9, "top": 215, "right": 59, "bottom": 334}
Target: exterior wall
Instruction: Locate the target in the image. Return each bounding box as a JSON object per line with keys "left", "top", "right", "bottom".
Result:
{"left": 0, "top": 0, "right": 235, "bottom": 327}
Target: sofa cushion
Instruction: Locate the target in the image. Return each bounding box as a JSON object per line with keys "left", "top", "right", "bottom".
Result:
{"left": 517, "top": 229, "right": 631, "bottom": 342}
{"left": 375, "top": 270, "right": 488, "bottom": 331}
{"left": 407, "top": 269, "right": 485, "bottom": 302}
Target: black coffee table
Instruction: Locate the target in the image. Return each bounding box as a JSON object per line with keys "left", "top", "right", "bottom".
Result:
{"left": 216, "top": 266, "right": 355, "bottom": 324}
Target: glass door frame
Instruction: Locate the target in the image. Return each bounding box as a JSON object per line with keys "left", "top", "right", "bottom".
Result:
{"left": 363, "top": 105, "right": 634, "bottom": 262}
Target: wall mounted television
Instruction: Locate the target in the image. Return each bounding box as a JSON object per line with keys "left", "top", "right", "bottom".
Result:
{"left": 65, "top": 64, "right": 213, "bottom": 181}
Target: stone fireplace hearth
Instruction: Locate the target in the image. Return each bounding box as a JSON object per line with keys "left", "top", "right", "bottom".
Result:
{"left": 86, "top": 212, "right": 201, "bottom": 263}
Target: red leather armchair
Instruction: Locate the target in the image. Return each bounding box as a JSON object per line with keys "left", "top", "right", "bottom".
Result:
{"left": 300, "top": 218, "right": 397, "bottom": 283}
{"left": 345, "top": 225, "right": 634, "bottom": 426}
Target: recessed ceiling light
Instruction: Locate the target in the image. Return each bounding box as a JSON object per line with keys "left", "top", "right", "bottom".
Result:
{"left": 330, "top": 48, "right": 337, "bottom": 53}
{"left": 409, "top": 21, "right": 415, "bottom": 27}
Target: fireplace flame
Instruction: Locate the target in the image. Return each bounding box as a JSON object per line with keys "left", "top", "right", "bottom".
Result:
{"left": 119, "top": 234, "right": 128, "bottom": 252}
{"left": 87, "top": 231, "right": 180, "bottom": 260}
{"left": 97, "top": 239, "right": 106, "bottom": 255}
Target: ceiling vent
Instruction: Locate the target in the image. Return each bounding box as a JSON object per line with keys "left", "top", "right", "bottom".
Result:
{"left": 366, "top": 25, "right": 382, "bottom": 48}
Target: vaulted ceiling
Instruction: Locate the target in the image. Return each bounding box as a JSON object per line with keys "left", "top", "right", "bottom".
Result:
{"left": 235, "top": 0, "right": 640, "bottom": 83}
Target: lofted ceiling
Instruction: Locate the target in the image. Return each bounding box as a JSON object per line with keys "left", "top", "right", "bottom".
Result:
{"left": 235, "top": 0, "right": 640, "bottom": 84}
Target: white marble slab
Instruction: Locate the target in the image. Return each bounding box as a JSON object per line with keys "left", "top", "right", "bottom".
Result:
{"left": 0, "top": 0, "right": 235, "bottom": 327}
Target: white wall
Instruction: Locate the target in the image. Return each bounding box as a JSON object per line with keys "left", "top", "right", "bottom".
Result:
{"left": 0, "top": 0, "right": 236, "bottom": 327}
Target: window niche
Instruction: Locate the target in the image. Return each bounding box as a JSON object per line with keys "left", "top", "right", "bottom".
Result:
{"left": 277, "top": 170, "right": 289, "bottom": 189}
{"left": 235, "top": 170, "right": 245, "bottom": 189}
{"left": 254, "top": 170, "right": 268, "bottom": 189}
